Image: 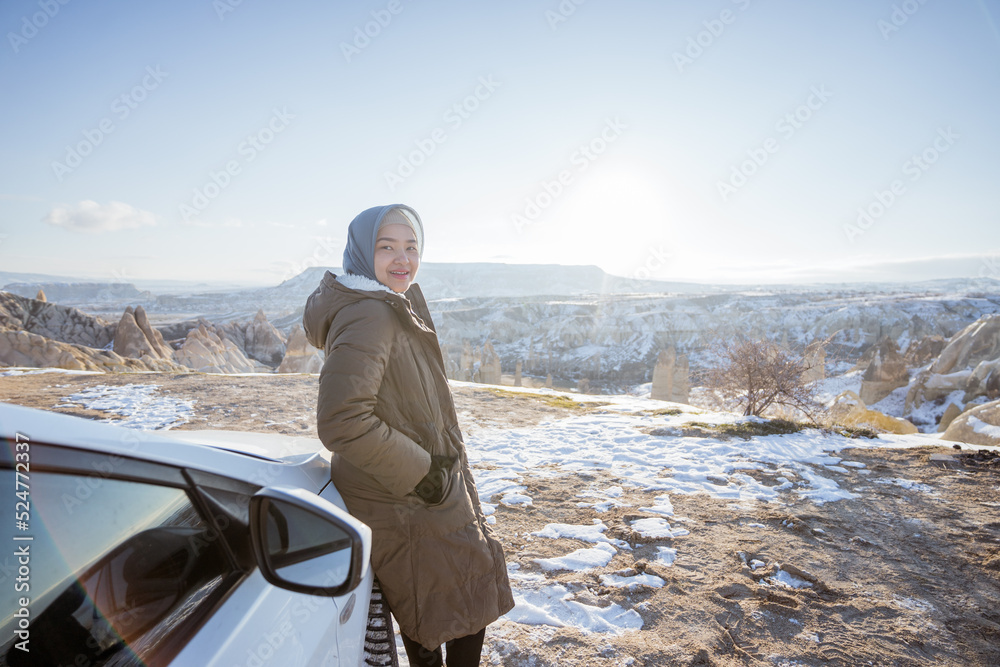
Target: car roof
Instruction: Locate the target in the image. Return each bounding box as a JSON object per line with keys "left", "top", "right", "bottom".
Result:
{"left": 0, "top": 401, "right": 332, "bottom": 492}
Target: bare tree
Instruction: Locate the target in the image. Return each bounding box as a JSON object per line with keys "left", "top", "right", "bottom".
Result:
{"left": 704, "top": 334, "right": 820, "bottom": 420}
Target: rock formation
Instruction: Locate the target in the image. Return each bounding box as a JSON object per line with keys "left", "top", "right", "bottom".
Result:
{"left": 36, "top": 289, "right": 46, "bottom": 302}
{"left": 651, "top": 349, "right": 675, "bottom": 401}
{"left": 460, "top": 341, "right": 475, "bottom": 382}
{"left": 965, "top": 358, "right": 1000, "bottom": 403}
{"left": 0, "top": 294, "right": 185, "bottom": 372}
{"left": 941, "top": 399, "right": 1000, "bottom": 447}
{"left": 828, "top": 391, "right": 918, "bottom": 435}
{"left": 176, "top": 322, "right": 258, "bottom": 373}
{"left": 802, "top": 344, "right": 826, "bottom": 384}
{"left": 243, "top": 309, "right": 287, "bottom": 365}
{"left": 903, "top": 335, "right": 946, "bottom": 367}
{"left": 276, "top": 325, "right": 323, "bottom": 374}
{"left": 113, "top": 306, "right": 174, "bottom": 361}
{"left": 477, "top": 340, "right": 502, "bottom": 385}
{"left": 0, "top": 328, "right": 185, "bottom": 372}
{"left": 0, "top": 291, "right": 115, "bottom": 348}
{"left": 905, "top": 314, "right": 1000, "bottom": 418}
{"left": 937, "top": 402, "right": 963, "bottom": 433}
{"left": 651, "top": 348, "right": 690, "bottom": 403}
{"left": 929, "top": 315, "right": 1000, "bottom": 376}
{"left": 858, "top": 337, "right": 909, "bottom": 405}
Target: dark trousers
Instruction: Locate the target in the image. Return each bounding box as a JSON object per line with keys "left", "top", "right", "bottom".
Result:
{"left": 399, "top": 627, "right": 485, "bottom": 667}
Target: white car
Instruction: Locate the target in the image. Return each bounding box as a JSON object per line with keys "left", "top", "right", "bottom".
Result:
{"left": 0, "top": 401, "right": 395, "bottom": 666}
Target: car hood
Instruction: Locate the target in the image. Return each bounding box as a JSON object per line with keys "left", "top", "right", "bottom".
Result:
{"left": 0, "top": 402, "right": 334, "bottom": 496}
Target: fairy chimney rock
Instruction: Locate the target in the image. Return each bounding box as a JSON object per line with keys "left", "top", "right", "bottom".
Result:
{"left": 479, "top": 340, "right": 502, "bottom": 385}
{"left": 277, "top": 325, "right": 323, "bottom": 374}
{"left": 458, "top": 340, "right": 475, "bottom": 382}
{"left": 859, "top": 337, "right": 909, "bottom": 405}
{"left": 245, "top": 309, "right": 287, "bottom": 366}
{"left": 802, "top": 344, "right": 827, "bottom": 384}
{"left": 114, "top": 306, "right": 173, "bottom": 361}
{"left": 651, "top": 349, "right": 676, "bottom": 401}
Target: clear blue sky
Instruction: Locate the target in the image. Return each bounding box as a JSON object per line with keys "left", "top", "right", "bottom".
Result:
{"left": 2, "top": 0, "right": 998, "bottom": 287}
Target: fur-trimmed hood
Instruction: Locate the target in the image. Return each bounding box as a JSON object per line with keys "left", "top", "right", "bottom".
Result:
{"left": 302, "top": 270, "right": 433, "bottom": 351}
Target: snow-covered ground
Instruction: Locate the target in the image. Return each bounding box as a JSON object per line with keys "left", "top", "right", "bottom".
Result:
{"left": 12, "top": 371, "right": 995, "bottom": 663}
{"left": 458, "top": 389, "right": 965, "bottom": 642}
{"left": 57, "top": 383, "right": 195, "bottom": 430}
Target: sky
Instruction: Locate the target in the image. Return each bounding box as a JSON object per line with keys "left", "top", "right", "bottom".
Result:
{"left": 1, "top": 0, "right": 999, "bottom": 288}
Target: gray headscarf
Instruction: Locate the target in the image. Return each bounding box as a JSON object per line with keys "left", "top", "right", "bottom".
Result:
{"left": 342, "top": 204, "right": 424, "bottom": 283}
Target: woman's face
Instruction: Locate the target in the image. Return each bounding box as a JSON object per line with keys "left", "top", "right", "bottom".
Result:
{"left": 374, "top": 223, "right": 420, "bottom": 292}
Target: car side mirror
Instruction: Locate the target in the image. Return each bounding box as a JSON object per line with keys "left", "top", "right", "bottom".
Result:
{"left": 249, "top": 486, "right": 371, "bottom": 597}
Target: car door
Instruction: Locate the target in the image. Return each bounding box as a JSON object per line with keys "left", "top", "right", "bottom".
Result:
{"left": 0, "top": 437, "right": 370, "bottom": 667}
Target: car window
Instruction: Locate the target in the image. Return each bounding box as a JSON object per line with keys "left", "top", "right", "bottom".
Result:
{"left": 1, "top": 472, "right": 233, "bottom": 667}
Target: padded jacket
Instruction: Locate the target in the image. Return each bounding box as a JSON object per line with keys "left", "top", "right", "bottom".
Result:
{"left": 303, "top": 270, "right": 513, "bottom": 649}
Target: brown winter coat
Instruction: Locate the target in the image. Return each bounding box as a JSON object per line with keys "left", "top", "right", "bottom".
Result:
{"left": 303, "top": 270, "right": 513, "bottom": 649}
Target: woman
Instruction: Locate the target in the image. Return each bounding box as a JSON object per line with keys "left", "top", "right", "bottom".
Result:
{"left": 303, "top": 204, "right": 513, "bottom": 666}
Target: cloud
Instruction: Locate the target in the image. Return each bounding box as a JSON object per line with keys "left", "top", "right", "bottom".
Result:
{"left": 43, "top": 200, "right": 156, "bottom": 233}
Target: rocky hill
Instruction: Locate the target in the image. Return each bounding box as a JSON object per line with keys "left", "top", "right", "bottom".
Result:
{"left": 3, "top": 268, "right": 999, "bottom": 440}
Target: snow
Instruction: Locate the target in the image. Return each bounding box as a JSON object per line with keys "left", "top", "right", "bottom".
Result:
{"left": 466, "top": 401, "right": 889, "bottom": 509}
{"left": 531, "top": 520, "right": 629, "bottom": 549}
{"left": 812, "top": 369, "right": 863, "bottom": 406}
{"left": 534, "top": 543, "right": 617, "bottom": 572}
{"left": 599, "top": 572, "right": 666, "bottom": 589}
{"left": 969, "top": 415, "right": 1000, "bottom": 439}
{"left": 0, "top": 366, "right": 102, "bottom": 377}
{"left": 458, "top": 391, "right": 975, "bottom": 637}
{"left": 576, "top": 486, "right": 631, "bottom": 512}
{"left": 60, "top": 384, "right": 195, "bottom": 430}
{"left": 31, "top": 374, "right": 988, "bottom": 646}
{"left": 874, "top": 477, "right": 935, "bottom": 493}
{"left": 630, "top": 517, "right": 689, "bottom": 539}
{"left": 505, "top": 568, "right": 644, "bottom": 635}
{"left": 769, "top": 569, "right": 813, "bottom": 589}
{"left": 654, "top": 547, "right": 677, "bottom": 567}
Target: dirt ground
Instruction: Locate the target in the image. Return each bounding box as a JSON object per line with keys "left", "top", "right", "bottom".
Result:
{"left": 2, "top": 371, "right": 999, "bottom": 666}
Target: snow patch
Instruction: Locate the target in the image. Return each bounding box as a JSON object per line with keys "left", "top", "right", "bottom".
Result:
{"left": 61, "top": 384, "right": 195, "bottom": 430}
{"left": 969, "top": 415, "right": 1000, "bottom": 439}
